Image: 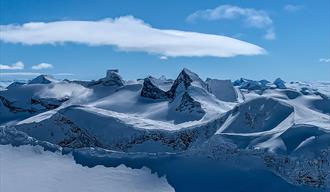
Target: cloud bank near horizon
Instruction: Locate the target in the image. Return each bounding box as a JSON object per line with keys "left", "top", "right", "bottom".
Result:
{"left": 0, "top": 61, "right": 24, "bottom": 70}
{"left": 1, "top": 61, "right": 55, "bottom": 71}
{"left": 0, "top": 72, "right": 73, "bottom": 76}
{"left": 0, "top": 16, "right": 265, "bottom": 58}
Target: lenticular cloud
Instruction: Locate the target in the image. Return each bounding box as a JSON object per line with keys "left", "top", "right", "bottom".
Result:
{"left": 0, "top": 16, "right": 265, "bottom": 58}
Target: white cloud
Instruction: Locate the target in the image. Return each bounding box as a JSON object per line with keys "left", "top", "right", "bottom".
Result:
{"left": 187, "top": 5, "right": 275, "bottom": 40}
{"left": 0, "top": 72, "right": 41, "bottom": 76}
{"left": 0, "top": 61, "right": 24, "bottom": 70}
{"left": 284, "top": 4, "right": 303, "bottom": 12}
{"left": 160, "top": 56, "right": 168, "bottom": 60}
{"left": 0, "top": 72, "right": 73, "bottom": 76}
{"left": 319, "top": 58, "right": 330, "bottom": 63}
{"left": 31, "top": 63, "right": 53, "bottom": 70}
{"left": 264, "top": 28, "right": 276, "bottom": 40}
{"left": 0, "top": 16, "right": 265, "bottom": 58}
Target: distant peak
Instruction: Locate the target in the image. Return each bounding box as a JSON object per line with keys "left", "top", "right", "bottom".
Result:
{"left": 179, "top": 68, "right": 202, "bottom": 82}
{"left": 182, "top": 67, "right": 191, "bottom": 73}
{"left": 159, "top": 75, "right": 167, "bottom": 81}
{"left": 102, "top": 69, "right": 124, "bottom": 86}
{"left": 29, "top": 75, "right": 57, "bottom": 84}
{"left": 274, "top": 78, "right": 286, "bottom": 89}
{"left": 166, "top": 68, "right": 207, "bottom": 99}
{"left": 7, "top": 81, "right": 25, "bottom": 89}
{"left": 274, "top": 78, "right": 285, "bottom": 83}
{"left": 181, "top": 68, "right": 196, "bottom": 77}
{"left": 107, "top": 69, "right": 119, "bottom": 73}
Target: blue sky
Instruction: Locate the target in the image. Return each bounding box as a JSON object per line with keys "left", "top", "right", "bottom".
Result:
{"left": 0, "top": 0, "right": 329, "bottom": 82}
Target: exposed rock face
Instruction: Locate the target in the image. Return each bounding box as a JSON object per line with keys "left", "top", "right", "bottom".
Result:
{"left": 234, "top": 77, "right": 287, "bottom": 90}
{"left": 274, "top": 78, "right": 286, "bottom": 89}
{"left": 175, "top": 92, "right": 205, "bottom": 114}
{"left": 0, "top": 96, "right": 35, "bottom": 113}
{"left": 102, "top": 69, "right": 124, "bottom": 86}
{"left": 55, "top": 116, "right": 103, "bottom": 148}
{"left": 84, "top": 69, "right": 125, "bottom": 87}
{"left": 264, "top": 149, "right": 330, "bottom": 189}
{"left": 167, "top": 68, "right": 206, "bottom": 99}
{"left": 234, "top": 78, "right": 268, "bottom": 90}
{"left": 221, "top": 97, "right": 294, "bottom": 134}
{"left": 140, "top": 69, "right": 206, "bottom": 117}
{"left": 140, "top": 68, "right": 205, "bottom": 100}
{"left": 0, "top": 95, "right": 68, "bottom": 114}
{"left": 140, "top": 77, "right": 168, "bottom": 99}
{"left": 31, "top": 97, "right": 69, "bottom": 110}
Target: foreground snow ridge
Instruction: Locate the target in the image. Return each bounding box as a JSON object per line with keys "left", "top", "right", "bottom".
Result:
{"left": 0, "top": 68, "right": 329, "bottom": 191}
{"left": 0, "top": 145, "right": 174, "bottom": 192}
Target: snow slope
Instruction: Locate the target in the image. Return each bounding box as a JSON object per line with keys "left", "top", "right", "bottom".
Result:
{"left": 0, "top": 144, "right": 174, "bottom": 192}
{"left": 206, "top": 78, "right": 238, "bottom": 102}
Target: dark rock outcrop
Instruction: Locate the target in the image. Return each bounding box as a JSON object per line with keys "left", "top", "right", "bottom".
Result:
{"left": 167, "top": 68, "right": 206, "bottom": 99}
{"left": 175, "top": 92, "right": 205, "bottom": 114}
{"left": 140, "top": 77, "right": 168, "bottom": 99}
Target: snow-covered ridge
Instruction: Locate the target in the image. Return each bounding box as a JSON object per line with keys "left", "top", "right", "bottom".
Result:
{"left": 1, "top": 68, "right": 329, "bottom": 190}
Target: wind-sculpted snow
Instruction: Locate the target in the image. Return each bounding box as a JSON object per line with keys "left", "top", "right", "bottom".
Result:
{"left": 1, "top": 68, "right": 330, "bottom": 190}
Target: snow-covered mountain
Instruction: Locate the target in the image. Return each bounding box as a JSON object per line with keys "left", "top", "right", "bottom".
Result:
{"left": 1, "top": 69, "right": 329, "bottom": 191}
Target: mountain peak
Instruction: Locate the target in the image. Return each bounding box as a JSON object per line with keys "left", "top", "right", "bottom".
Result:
{"left": 274, "top": 78, "right": 286, "bottom": 89}
{"left": 167, "top": 68, "right": 207, "bottom": 98}
{"left": 140, "top": 76, "right": 168, "bottom": 99}
{"left": 7, "top": 82, "right": 25, "bottom": 89}
{"left": 101, "top": 69, "right": 124, "bottom": 86}
{"left": 28, "top": 75, "right": 57, "bottom": 84}
{"left": 181, "top": 68, "right": 200, "bottom": 82}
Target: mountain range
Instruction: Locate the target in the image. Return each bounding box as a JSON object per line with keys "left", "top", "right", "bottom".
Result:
{"left": 1, "top": 68, "right": 329, "bottom": 191}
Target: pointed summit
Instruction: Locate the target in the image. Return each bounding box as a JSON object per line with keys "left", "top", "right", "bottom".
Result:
{"left": 167, "top": 68, "right": 207, "bottom": 98}
{"left": 7, "top": 82, "right": 25, "bottom": 89}
{"left": 274, "top": 78, "right": 286, "bottom": 89}
{"left": 28, "top": 75, "right": 58, "bottom": 84}
{"left": 140, "top": 76, "right": 168, "bottom": 99}
{"left": 101, "top": 69, "right": 124, "bottom": 86}
{"left": 175, "top": 92, "right": 205, "bottom": 115}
